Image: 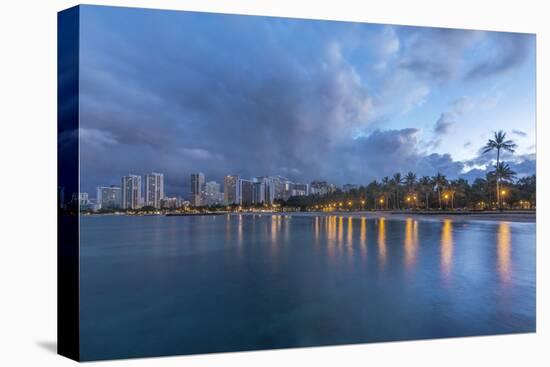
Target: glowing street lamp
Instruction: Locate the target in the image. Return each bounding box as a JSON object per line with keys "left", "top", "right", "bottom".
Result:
{"left": 443, "top": 193, "right": 449, "bottom": 208}
{"left": 500, "top": 189, "right": 507, "bottom": 209}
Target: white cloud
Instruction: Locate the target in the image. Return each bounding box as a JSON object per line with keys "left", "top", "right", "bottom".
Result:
{"left": 402, "top": 84, "right": 430, "bottom": 114}
{"left": 80, "top": 128, "right": 118, "bottom": 149}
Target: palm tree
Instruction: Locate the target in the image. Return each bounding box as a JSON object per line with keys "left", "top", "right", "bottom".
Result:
{"left": 405, "top": 171, "right": 417, "bottom": 190}
{"left": 432, "top": 172, "right": 448, "bottom": 209}
{"left": 392, "top": 172, "right": 403, "bottom": 210}
{"left": 418, "top": 176, "right": 432, "bottom": 209}
{"left": 471, "top": 177, "right": 488, "bottom": 208}
{"left": 482, "top": 131, "right": 517, "bottom": 209}
{"left": 447, "top": 179, "right": 462, "bottom": 209}
{"left": 381, "top": 176, "right": 390, "bottom": 210}
{"left": 492, "top": 162, "right": 517, "bottom": 209}
{"left": 404, "top": 172, "right": 417, "bottom": 208}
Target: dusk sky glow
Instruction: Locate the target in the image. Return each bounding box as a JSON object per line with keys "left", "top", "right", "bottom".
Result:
{"left": 78, "top": 5, "right": 536, "bottom": 198}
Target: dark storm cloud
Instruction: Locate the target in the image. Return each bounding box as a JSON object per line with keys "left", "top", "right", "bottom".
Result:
{"left": 397, "top": 28, "right": 533, "bottom": 83}
{"left": 512, "top": 129, "right": 528, "bottom": 137}
{"left": 398, "top": 28, "right": 481, "bottom": 81}
{"left": 508, "top": 158, "right": 536, "bottom": 177}
{"left": 79, "top": 7, "right": 375, "bottom": 196}
{"left": 342, "top": 129, "right": 469, "bottom": 182}
{"left": 465, "top": 32, "right": 534, "bottom": 80}
{"left": 341, "top": 128, "right": 421, "bottom": 181}
{"left": 417, "top": 153, "right": 465, "bottom": 177}
{"left": 344, "top": 129, "right": 535, "bottom": 183}
{"left": 76, "top": 6, "right": 535, "bottom": 197}
{"left": 460, "top": 155, "right": 536, "bottom": 183}
{"left": 434, "top": 113, "right": 454, "bottom": 135}
{"left": 429, "top": 96, "right": 473, "bottom": 148}
{"left": 463, "top": 151, "right": 536, "bottom": 179}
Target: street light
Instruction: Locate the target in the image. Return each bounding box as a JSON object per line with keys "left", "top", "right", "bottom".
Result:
{"left": 443, "top": 193, "right": 449, "bottom": 209}
{"left": 500, "top": 190, "right": 507, "bottom": 209}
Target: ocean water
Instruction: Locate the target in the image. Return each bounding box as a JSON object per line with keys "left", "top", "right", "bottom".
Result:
{"left": 79, "top": 214, "right": 536, "bottom": 361}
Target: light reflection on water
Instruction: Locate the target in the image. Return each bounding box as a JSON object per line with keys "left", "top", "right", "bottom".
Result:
{"left": 441, "top": 219, "right": 454, "bottom": 281}
{"left": 80, "top": 214, "right": 535, "bottom": 361}
{"left": 498, "top": 222, "right": 511, "bottom": 284}
{"left": 404, "top": 218, "right": 418, "bottom": 270}
{"left": 360, "top": 217, "right": 367, "bottom": 259}
{"left": 378, "top": 217, "right": 387, "bottom": 266}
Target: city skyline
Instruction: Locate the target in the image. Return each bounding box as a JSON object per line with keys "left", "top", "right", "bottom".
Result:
{"left": 87, "top": 170, "right": 323, "bottom": 205}
{"left": 78, "top": 6, "right": 536, "bottom": 198}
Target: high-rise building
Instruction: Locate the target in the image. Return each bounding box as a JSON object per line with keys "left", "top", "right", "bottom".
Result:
{"left": 224, "top": 175, "right": 239, "bottom": 204}
{"left": 122, "top": 174, "right": 142, "bottom": 209}
{"left": 96, "top": 186, "right": 122, "bottom": 209}
{"left": 310, "top": 180, "right": 333, "bottom": 196}
{"left": 269, "top": 176, "right": 289, "bottom": 200}
{"left": 292, "top": 183, "right": 310, "bottom": 196}
{"left": 264, "top": 178, "right": 275, "bottom": 204}
{"left": 204, "top": 181, "right": 223, "bottom": 205}
{"left": 254, "top": 177, "right": 275, "bottom": 205}
{"left": 237, "top": 179, "right": 255, "bottom": 206}
{"left": 283, "top": 179, "right": 295, "bottom": 200}
{"left": 190, "top": 172, "right": 205, "bottom": 206}
{"left": 145, "top": 172, "right": 164, "bottom": 208}
{"left": 160, "top": 197, "right": 182, "bottom": 209}
{"left": 253, "top": 180, "right": 266, "bottom": 205}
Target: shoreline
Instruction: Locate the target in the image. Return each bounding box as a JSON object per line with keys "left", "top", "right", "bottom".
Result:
{"left": 83, "top": 210, "right": 536, "bottom": 223}
{"left": 235, "top": 210, "right": 536, "bottom": 223}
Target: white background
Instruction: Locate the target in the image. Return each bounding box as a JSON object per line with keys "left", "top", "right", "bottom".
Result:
{"left": 0, "top": 0, "right": 548, "bottom": 365}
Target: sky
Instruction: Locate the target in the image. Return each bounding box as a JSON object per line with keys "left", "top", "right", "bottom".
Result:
{"left": 77, "top": 5, "right": 536, "bottom": 198}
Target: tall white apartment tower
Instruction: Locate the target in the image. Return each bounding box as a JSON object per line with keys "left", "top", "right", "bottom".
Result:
{"left": 122, "top": 174, "right": 142, "bottom": 209}
{"left": 96, "top": 186, "right": 122, "bottom": 209}
{"left": 190, "top": 172, "right": 205, "bottom": 207}
{"left": 145, "top": 172, "right": 164, "bottom": 208}
{"left": 223, "top": 175, "right": 239, "bottom": 204}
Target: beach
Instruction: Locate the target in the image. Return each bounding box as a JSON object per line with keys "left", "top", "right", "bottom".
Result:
{"left": 238, "top": 210, "right": 536, "bottom": 223}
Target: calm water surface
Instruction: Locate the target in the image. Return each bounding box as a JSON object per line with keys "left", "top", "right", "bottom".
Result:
{"left": 80, "top": 214, "right": 535, "bottom": 360}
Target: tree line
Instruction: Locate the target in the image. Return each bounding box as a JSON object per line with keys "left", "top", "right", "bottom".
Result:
{"left": 283, "top": 172, "right": 535, "bottom": 211}
{"left": 283, "top": 131, "right": 535, "bottom": 211}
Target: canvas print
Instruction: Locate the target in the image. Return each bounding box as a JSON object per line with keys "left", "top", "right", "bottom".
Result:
{"left": 58, "top": 5, "right": 536, "bottom": 362}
